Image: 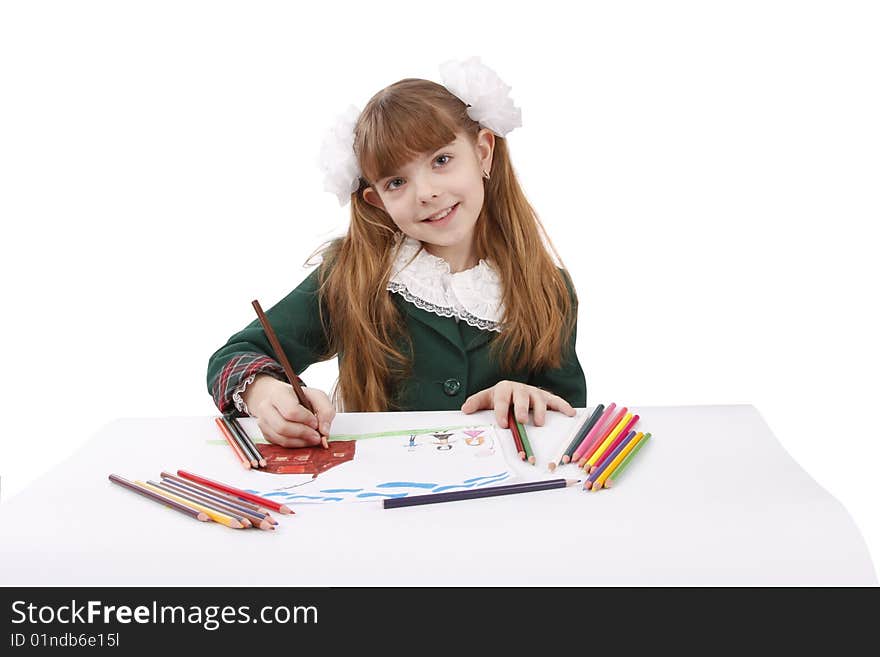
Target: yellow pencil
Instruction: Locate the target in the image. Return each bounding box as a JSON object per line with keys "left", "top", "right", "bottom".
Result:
{"left": 586, "top": 412, "right": 632, "bottom": 469}
{"left": 138, "top": 481, "right": 245, "bottom": 529}
{"left": 591, "top": 432, "right": 645, "bottom": 491}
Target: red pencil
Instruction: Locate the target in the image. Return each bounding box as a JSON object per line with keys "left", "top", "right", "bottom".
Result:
{"left": 177, "top": 469, "right": 293, "bottom": 515}
{"left": 507, "top": 407, "right": 526, "bottom": 460}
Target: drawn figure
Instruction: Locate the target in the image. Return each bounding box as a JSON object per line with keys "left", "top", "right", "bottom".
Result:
{"left": 405, "top": 434, "right": 420, "bottom": 451}
{"left": 463, "top": 429, "right": 485, "bottom": 446}
{"left": 432, "top": 431, "right": 456, "bottom": 451}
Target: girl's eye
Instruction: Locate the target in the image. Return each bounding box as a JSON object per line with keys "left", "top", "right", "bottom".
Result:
{"left": 384, "top": 155, "right": 453, "bottom": 191}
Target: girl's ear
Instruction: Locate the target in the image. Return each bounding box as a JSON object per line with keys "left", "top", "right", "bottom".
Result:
{"left": 362, "top": 186, "right": 386, "bottom": 211}
{"left": 476, "top": 128, "right": 495, "bottom": 174}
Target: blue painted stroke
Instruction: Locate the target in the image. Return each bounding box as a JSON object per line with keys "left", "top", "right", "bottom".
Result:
{"left": 375, "top": 481, "right": 437, "bottom": 489}
{"left": 463, "top": 472, "right": 507, "bottom": 484}
{"left": 432, "top": 472, "right": 510, "bottom": 493}
{"left": 356, "top": 492, "right": 409, "bottom": 499}
{"left": 283, "top": 494, "right": 344, "bottom": 502}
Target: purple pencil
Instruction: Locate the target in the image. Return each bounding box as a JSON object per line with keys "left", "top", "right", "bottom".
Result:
{"left": 590, "top": 414, "right": 639, "bottom": 473}
{"left": 584, "top": 430, "right": 638, "bottom": 490}
{"left": 571, "top": 403, "right": 617, "bottom": 463}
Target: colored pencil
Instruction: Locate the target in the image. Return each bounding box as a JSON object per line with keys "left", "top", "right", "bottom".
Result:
{"left": 109, "top": 474, "right": 209, "bottom": 523}
{"left": 214, "top": 416, "right": 251, "bottom": 469}
{"left": 592, "top": 432, "right": 645, "bottom": 491}
{"left": 507, "top": 407, "right": 525, "bottom": 460}
{"left": 160, "top": 471, "right": 276, "bottom": 521}
{"left": 139, "top": 481, "right": 245, "bottom": 529}
{"left": 577, "top": 405, "right": 625, "bottom": 466}
{"left": 160, "top": 472, "right": 278, "bottom": 525}
{"left": 177, "top": 469, "right": 294, "bottom": 515}
{"left": 156, "top": 480, "right": 275, "bottom": 530}
{"left": 586, "top": 412, "right": 632, "bottom": 469}
{"left": 604, "top": 433, "right": 651, "bottom": 488}
{"left": 383, "top": 478, "right": 580, "bottom": 509}
{"left": 222, "top": 415, "right": 259, "bottom": 468}
{"left": 578, "top": 407, "right": 627, "bottom": 468}
{"left": 149, "top": 480, "right": 253, "bottom": 528}
{"left": 553, "top": 404, "right": 604, "bottom": 468}
{"left": 590, "top": 414, "right": 639, "bottom": 473}
{"left": 548, "top": 408, "right": 588, "bottom": 471}
{"left": 230, "top": 415, "right": 267, "bottom": 467}
{"left": 252, "top": 299, "right": 329, "bottom": 449}
{"left": 515, "top": 417, "right": 535, "bottom": 465}
{"left": 584, "top": 430, "right": 638, "bottom": 490}
{"left": 223, "top": 414, "right": 264, "bottom": 468}
{"left": 571, "top": 403, "right": 617, "bottom": 463}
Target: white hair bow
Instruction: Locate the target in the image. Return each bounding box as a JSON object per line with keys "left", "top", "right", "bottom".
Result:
{"left": 316, "top": 56, "right": 522, "bottom": 206}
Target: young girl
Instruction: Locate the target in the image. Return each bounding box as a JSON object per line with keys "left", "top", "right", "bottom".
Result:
{"left": 206, "top": 57, "right": 587, "bottom": 448}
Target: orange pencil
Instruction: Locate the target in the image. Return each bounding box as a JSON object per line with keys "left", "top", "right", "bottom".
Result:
{"left": 214, "top": 416, "right": 251, "bottom": 469}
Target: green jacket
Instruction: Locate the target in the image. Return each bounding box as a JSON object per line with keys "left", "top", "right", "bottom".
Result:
{"left": 206, "top": 267, "right": 587, "bottom": 412}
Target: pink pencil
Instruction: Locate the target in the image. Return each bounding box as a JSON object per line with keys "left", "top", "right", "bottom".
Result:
{"left": 590, "top": 414, "right": 639, "bottom": 473}
{"left": 571, "top": 403, "right": 617, "bottom": 463}
{"left": 578, "top": 406, "right": 628, "bottom": 468}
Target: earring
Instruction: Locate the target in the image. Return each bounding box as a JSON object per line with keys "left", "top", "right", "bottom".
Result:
{"left": 482, "top": 168, "right": 491, "bottom": 180}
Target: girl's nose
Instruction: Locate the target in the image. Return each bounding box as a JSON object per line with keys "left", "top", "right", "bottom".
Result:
{"left": 415, "top": 178, "right": 439, "bottom": 204}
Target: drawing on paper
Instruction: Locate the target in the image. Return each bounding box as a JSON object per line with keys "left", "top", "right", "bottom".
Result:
{"left": 206, "top": 424, "right": 512, "bottom": 504}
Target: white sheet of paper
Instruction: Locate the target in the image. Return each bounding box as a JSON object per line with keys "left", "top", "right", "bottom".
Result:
{"left": 200, "top": 423, "right": 516, "bottom": 503}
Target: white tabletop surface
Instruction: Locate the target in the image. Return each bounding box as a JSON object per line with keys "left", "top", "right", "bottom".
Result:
{"left": 0, "top": 405, "right": 875, "bottom": 586}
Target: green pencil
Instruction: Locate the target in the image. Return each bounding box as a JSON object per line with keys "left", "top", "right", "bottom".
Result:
{"left": 515, "top": 418, "right": 535, "bottom": 465}
{"left": 603, "top": 432, "right": 650, "bottom": 487}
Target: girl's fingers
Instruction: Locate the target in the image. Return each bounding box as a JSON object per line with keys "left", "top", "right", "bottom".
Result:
{"left": 266, "top": 433, "right": 319, "bottom": 449}
{"left": 312, "top": 402, "right": 335, "bottom": 436}
{"left": 532, "top": 394, "right": 549, "bottom": 426}
{"left": 461, "top": 382, "right": 575, "bottom": 429}
{"left": 546, "top": 394, "right": 576, "bottom": 416}
{"left": 461, "top": 388, "right": 491, "bottom": 415}
{"left": 275, "top": 396, "right": 319, "bottom": 429}
{"left": 492, "top": 385, "right": 514, "bottom": 428}
{"left": 511, "top": 386, "right": 531, "bottom": 425}
{"left": 264, "top": 404, "right": 321, "bottom": 445}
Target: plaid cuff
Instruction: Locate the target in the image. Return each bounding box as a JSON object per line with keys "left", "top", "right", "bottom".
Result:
{"left": 211, "top": 352, "right": 306, "bottom": 416}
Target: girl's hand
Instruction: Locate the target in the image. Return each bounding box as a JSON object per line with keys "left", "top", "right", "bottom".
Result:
{"left": 460, "top": 380, "right": 576, "bottom": 428}
{"left": 244, "top": 376, "right": 335, "bottom": 448}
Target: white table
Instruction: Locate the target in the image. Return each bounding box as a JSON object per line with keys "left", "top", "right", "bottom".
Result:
{"left": 0, "top": 405, "right": 874, "bottom": 585}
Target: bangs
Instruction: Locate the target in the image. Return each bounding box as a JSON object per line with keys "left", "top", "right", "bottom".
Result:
{"left": 357, "top": 99, "right": 461, "bottom": 185}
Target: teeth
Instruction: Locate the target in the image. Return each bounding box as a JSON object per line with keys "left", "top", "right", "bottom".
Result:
{"left": 427, "top": 204, "right": 455, "bottom": 221}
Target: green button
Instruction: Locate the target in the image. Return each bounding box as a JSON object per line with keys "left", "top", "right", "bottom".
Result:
{"left": 442, "top": 378, "right": 461, "bottom": 396}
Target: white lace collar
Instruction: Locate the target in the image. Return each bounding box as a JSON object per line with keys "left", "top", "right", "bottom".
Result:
{"left": 387, "top": 236, "right": 505, "bottom": 332}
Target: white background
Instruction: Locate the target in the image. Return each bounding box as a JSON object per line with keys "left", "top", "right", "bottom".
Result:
{"left": 1, "top": 1, "right": 877, "bottom": 582}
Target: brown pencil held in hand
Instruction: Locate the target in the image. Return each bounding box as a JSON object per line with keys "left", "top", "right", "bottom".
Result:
{"left": 251, "top": 299, "right": 329, "bottom": 449}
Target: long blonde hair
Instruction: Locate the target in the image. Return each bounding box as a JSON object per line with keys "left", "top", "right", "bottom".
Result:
{"left": 308, "top": 78, "right": 576, "bottom": 411}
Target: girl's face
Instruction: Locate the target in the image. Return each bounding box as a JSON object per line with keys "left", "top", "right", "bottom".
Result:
{"left": 362, "top": 128, "right": 495, "bottom": 272}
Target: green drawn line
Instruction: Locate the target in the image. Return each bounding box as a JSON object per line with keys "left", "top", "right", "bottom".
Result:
{"left": 207, "top": 424, "right": 475, "bottom": 446}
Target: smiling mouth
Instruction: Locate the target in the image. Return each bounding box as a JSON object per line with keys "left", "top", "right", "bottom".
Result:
{"left": 422, "top": 203, "right": 459, "bottom": 222}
